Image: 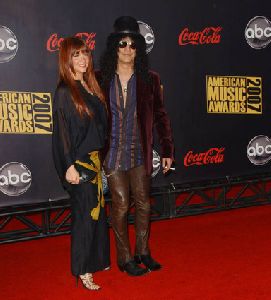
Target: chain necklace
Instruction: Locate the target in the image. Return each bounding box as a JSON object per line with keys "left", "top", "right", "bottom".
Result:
{"left": 80, "top": 80, "right": 93, "bottom": 95}
{"left": 120, "top": 80, "right": 128, "bottom": 94}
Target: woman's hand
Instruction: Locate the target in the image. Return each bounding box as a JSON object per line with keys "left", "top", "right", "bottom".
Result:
{"left": 65, "top": 165, "right": 80, "bottom": 184}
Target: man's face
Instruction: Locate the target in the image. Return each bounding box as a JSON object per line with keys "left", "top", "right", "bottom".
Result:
{"left": 117, "top": 37, "right": 136, "bottom": 66}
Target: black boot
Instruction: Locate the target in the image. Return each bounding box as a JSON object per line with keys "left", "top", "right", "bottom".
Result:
{"left": 134, "top": 255, "right": 162, "bottom": 271}
{"left": 118, "top": 260, "right": 148, "bottom": 276}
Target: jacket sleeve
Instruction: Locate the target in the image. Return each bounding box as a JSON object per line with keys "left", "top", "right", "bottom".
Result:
{"left": 152, "top": 72, "right": 174, "bottom": 159}
{"left": 52, "top": 86, "right": 75, "bottom": 181}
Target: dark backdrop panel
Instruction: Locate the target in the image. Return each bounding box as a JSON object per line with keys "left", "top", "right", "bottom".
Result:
{"left": 0, "top": 0, "right": 270, "bottom": 206}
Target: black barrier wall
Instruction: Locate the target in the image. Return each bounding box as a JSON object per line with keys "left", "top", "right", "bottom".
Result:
{"left": 0, "top": 0, "right": 271, "bottom": 207}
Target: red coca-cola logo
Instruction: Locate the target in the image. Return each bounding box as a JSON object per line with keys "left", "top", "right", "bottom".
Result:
{"left": 46, "top": 32, "right": 96, "bottom": 52}
{"left": 178, "top": 27, "right": 222, "bottom": 46}
{"left": 184, "top": 147, "right": 225, "bottom": 167}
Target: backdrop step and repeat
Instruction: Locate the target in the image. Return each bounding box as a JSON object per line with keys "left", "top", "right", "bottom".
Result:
{"left": 0, "top": 0, "right": 270, "bottom": 207}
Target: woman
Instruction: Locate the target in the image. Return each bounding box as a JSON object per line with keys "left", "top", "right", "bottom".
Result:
{"left": 52, "top": 37, "right": 110, "bottom": 290}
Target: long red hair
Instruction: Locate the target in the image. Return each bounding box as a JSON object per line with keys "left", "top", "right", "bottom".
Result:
{"left": 58, "top": 36, "right": 105, "bottom": 117}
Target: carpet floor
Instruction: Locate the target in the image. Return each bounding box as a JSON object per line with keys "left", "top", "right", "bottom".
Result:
{"left": 2, "top": 205, "right": 271, "bottom": 300}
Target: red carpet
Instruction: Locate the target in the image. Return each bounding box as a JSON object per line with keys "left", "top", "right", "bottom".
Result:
{"left": 2, "top": 205, "right": 271, "bottom": 300}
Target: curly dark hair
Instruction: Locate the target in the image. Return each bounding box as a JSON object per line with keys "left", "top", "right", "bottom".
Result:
{"left": 99, "top": 33, "right": 151, "bottom": 88}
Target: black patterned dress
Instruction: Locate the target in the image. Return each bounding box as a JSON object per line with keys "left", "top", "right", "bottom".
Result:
{"left": 52, "top": 81, "right": 110, "bottom": 276}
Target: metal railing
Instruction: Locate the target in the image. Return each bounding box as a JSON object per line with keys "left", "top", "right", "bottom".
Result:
{"left": 1, "top": 173, "right": 271, "bottom": 244}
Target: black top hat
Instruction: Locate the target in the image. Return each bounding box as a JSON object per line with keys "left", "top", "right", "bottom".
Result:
{"left": 113, "top": 16, "right": 141, "bottom": 36}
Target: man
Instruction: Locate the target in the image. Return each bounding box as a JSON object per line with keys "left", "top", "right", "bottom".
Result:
{"left": 98, "top": 16, "right": 174, "bottom": 276}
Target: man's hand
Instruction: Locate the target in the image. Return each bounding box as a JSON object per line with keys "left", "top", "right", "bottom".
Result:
{"left": 162, "top": 158, "right": 173, "bottom": 174}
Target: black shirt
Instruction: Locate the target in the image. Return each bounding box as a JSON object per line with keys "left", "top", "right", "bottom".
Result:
{"left": 52, "top": 81, "right": 107, "bottom": 184}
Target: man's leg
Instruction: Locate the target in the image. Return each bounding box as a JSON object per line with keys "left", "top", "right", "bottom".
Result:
{"left": 107, "top": 169, "right": 131, "bottom": 266}
{"left": 129, "top": 165, "right": 151, "bottom": 255}
{"left": 129, "top": 165, "right": 162, "bottom": 271}
{"left": 107, "top": 168, "right": 148, "bottom": 276}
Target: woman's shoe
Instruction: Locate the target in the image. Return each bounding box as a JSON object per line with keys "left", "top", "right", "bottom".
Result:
{"left": 77, "top": 273, "right": 101, "bottom": 290}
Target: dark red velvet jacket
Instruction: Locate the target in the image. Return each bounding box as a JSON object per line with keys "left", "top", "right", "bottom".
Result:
{"left": 96, "top": 71, "right": 174, "bottom": 176}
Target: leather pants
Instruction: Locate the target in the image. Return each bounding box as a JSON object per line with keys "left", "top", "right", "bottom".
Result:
{"left": 106, "top": 165, "right": 151, "bottom": 266}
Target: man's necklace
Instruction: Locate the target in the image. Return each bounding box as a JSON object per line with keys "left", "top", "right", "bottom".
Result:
{"left": 120, "top": 80, "right": 128, "bottom": 94}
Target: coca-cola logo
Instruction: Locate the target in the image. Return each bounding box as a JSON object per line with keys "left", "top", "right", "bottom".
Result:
{"left": 247, "top": 135, "right": 271, "bottom": 165}
{"left": 184, "top": 147, "right": 225, "bottom": 167}
{"left": 245, "top": 16, "right": 271, "bottom": 49}
{"left": 138, "top": 21, "right": 155, "bottom": 53}
{"left": 0, "top": 26, "right": 18, "bottom": 63}
{"left": 46, "top": 32, "right": 96, "bottom": 52}
{"left": 0, "top": 162, "right": 32, "bottom": 196}
{"left": 178, "top": 27, "right": 222, "bottom": 46}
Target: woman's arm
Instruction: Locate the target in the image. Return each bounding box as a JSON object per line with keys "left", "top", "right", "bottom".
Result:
{"left": 52, "top": 86, "right": 79, "bottom": 184}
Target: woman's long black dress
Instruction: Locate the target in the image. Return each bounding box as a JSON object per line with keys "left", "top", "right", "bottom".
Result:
{"left": 52, "top": 81, "right": 110, "bottom": 276}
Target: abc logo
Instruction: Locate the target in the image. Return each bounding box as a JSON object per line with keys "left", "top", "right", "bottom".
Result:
{"left": 138, "top": 21, "right": 155, "bottom": 53}
{"left": 0, "top": 162, "right": 31, "bottom": 196}
{"left": 0, "top": 26, "right": 18, "bottom": 63}
{"left": 152, "top": 149, "right": 160, "bottom": 177}
{"left": 245, "top": 16, "right": 271, "bottom": 49}
{"left": 247, "top": 135, "right": 271, "bottom": 165}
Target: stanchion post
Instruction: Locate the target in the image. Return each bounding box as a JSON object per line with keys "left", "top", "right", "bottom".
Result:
{"left": 168, "top": 183, "right": 176, "bottom": 218}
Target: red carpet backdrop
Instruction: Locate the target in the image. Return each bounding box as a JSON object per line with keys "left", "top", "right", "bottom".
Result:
{"left": 2, "top": 205, "right": 271, "bottom": 300}
{"left": 0, "top": 0, "right": 271, "bottom": 207}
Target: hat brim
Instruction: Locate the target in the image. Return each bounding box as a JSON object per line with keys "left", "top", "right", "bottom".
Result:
{"left": 110, "top": 31, "right": 143, "bottom": 38}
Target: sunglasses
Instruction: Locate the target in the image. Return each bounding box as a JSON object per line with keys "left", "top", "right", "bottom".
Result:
{"left": 118, "top": 40, "right": 136, "bottom": 50}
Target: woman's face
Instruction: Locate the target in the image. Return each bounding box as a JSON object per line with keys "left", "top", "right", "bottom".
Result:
{"left": 71, "top": 48, "right": 90, "bottom": 79}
